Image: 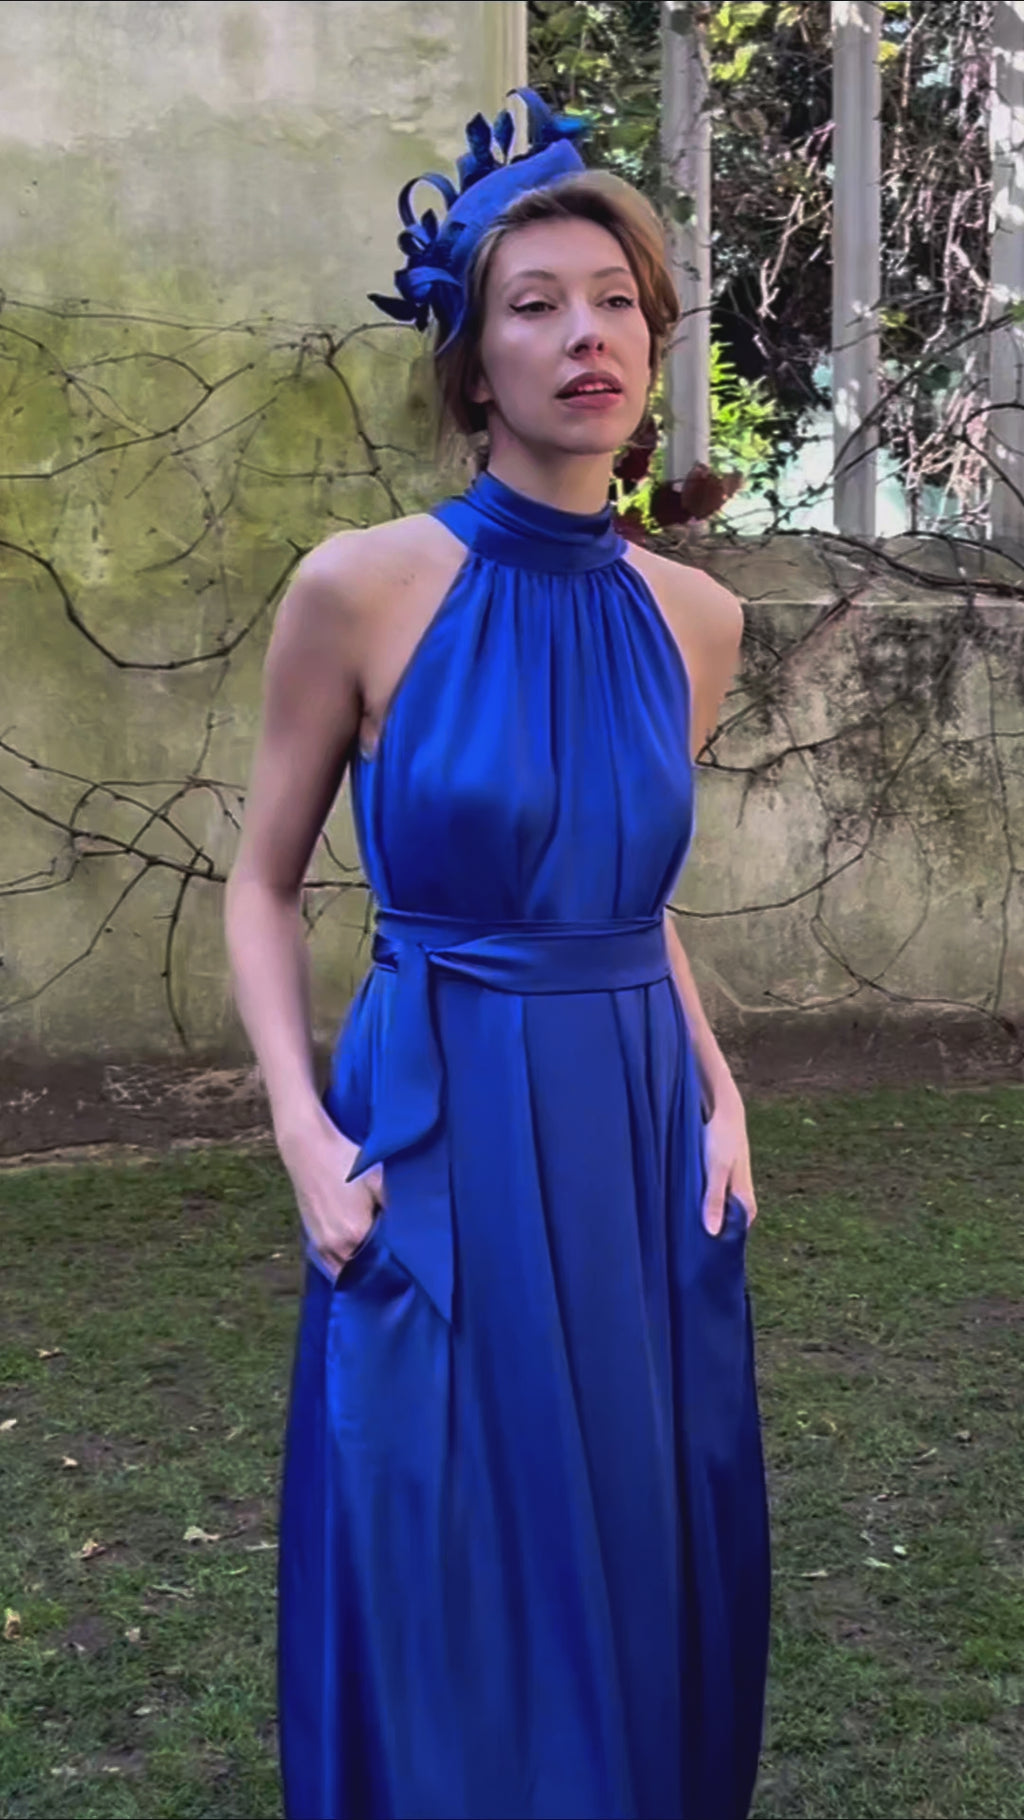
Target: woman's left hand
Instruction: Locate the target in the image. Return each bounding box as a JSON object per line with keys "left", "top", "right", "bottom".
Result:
{"left": 701, "top": 1088, "right": 758, "bottom": 1234}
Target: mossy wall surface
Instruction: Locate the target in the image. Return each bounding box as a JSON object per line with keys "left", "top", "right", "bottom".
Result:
{"left": 1, "top": 3, "right": 1021, "bottom": 1078}
{"left": 0, "top": 0, "right": 522, "bottom": 1061}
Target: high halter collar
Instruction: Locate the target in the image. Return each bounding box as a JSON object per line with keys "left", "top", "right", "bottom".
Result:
{"left": 429, "top": 469, "right": 626, "bottom": 573}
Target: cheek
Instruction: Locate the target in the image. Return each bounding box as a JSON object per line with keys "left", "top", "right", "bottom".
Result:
{"left": 622, "top": 314, "right": 654, "bottom": 381}
{"left": 482, "top": 330, "right": 549, "bottom": 399}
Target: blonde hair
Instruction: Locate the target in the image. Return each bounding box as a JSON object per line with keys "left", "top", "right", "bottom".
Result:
{"left": 432, "top": 169, "right": 679, "bottom": 449}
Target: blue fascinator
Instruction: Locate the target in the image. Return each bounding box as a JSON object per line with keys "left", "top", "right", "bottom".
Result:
{"left": 368, "top": 87, "right": 591, "bottom": 350}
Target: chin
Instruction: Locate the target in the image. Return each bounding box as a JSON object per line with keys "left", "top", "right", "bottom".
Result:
{"left": 551, "top": 418, "right": 632, "bottom": 458}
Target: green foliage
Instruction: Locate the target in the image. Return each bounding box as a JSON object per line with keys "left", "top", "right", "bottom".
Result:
{"left": 530, "top": 1, "right": 998, "bottom": 525}
{"left": 613, "top": 340, "right": 776, "bottom": 529}
{"left": 530, "top": 1, "right": 779, "bottom": 493}
{"left": 708, "top": 336, "right": 776, "bottom": 475}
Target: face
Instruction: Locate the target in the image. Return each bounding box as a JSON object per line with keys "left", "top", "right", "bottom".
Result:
{"left": 470, "top": 216, "right": 652, "bottom": 458}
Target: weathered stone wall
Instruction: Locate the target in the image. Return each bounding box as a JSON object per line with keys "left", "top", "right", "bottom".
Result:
{"left": 680, "top": 532, "right": 1024, "bottom": 1083}
{"left": 1, "top": 2, "right": 1021, "bottom": 1088}
{"left": 0, "top": 0, "right": 522, "bottom": 1060}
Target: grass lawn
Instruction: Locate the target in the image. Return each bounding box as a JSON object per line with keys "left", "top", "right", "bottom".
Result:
{"left": 1, "top": 1084, "right": 1022, "bottom": 1819}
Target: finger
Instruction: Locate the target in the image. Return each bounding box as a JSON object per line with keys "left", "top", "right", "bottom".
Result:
{"left": 702, "top": 1192, "right": 725, "bottom": 1236}
{"left": 732, "top": 1188, "right": 758, "bottom": 1227}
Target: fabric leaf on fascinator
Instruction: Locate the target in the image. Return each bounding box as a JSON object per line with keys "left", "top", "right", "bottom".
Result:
{"left": 368, "top": 88, "right": 591, "bottom": 350}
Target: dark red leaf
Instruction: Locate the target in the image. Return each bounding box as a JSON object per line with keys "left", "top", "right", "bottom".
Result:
{"left": 650, "top": 463, "right": 743, "bottom": 526}
{"left": 612, "top": 507, "right": 647, "bottom": 545}
{"left": 613, "top": 414, "right": 659, "bottom": 487}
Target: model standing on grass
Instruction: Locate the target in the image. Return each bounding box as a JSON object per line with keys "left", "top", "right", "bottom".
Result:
{"left": 224, "top": 87, "right": 770, "bottom": 1820}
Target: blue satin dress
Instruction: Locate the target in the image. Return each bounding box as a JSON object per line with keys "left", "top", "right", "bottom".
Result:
{"left": 278, "top": 471, "right": 770, "bottom": 1820}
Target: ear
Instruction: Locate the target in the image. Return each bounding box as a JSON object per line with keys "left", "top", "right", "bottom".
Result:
{"left": 469, "top": 361, "right": 493, "bottom": 409}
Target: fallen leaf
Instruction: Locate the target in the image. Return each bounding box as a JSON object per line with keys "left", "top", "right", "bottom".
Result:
{"left": 955, "top": 1429, "right": 973, "bottom": 1444}
{"left": 183, "top": 1525, "right": 221, "bottom": 1545}
{"left": 124, "top": 1626, "right": 142, "bottom": 1644}
{"left": 864, "top": 1556, "right": 893, "bottom": 1571}
{"left": 243, "top": 1539, "right": 278, "bottom": 1553}
{"left": 134, "top": 1705, "right": 154, "bottom": 1717}
{"left": 76, "top": 1538, "right": 108, "bottom": 1562}
{"left": 3, "top": 1609, "right": 21, "bottom": 1641}
{"left": 225, "top": 1426, "right": 243, "bottom": 1441}
{"left": 798, "top": 1568, "right": 829, "bottom": 1580}
{"left": 911, "top": 1447, "right": 937, "bottom": 1465}
{"left": 893, "top": 1544, "right": 908, "bottom": 1558}
{"left": 61, "top": 1456, "right": 79, "bottom": 1470}
{"left": 36, "top": 1347, "right": 64, "bottom": 1360}
{"left": 0, "top": 1418, "right": 17, "bottom": 1433}
{"left": 149, "top": 1583, "right": 195, "bottom": 1600}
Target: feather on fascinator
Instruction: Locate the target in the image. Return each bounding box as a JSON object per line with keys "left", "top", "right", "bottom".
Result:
{"left": 368, "top": 87, "right": 591, "bottom": 351}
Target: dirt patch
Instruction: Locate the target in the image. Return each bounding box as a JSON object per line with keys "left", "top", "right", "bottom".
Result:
{"left": 0, "top": 1382, "right": 40, "bottom": 1416}
{"left": 246, "top": 1250, "right": 305, "bottom": 1299}
{"left": 1, "top": 1027, "right": 1021, "bottom": 1166}
{"left": 75, "top": 1539, "right": 134, "bottom": 1569}
{"left": 53, "top": 1612, "right": 117, "bottom": 1657}
{"left": 178, "top": 1193, "right": 225, "bottom": 1226}
{"left": 794, "top": 1343, "right": 876, "bottom": 1378}
{"left": 209, "top": 1494, "right": 274, "bottom": 1546}
{"left": 91, "top": 1749, "right": 147, "bottom": 1780}
{"left": 0, "top": 1057, "right": 275, "bottom": 1162}
{"left": 958, "top": 1294, "right": 1024, "bottom": 1331}
{"left": 735, "top": 1010, "right": 1023, "bottom": 1094}
{"left": 57, "top": 1434, "right": 150, "bottom": 1473}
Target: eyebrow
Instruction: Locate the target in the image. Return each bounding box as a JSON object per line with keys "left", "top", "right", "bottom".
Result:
{"left": 500, "top": 264, "right": 636, "bottom": 294}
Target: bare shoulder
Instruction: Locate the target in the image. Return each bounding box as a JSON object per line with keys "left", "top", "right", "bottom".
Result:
{"left": 624, "top": 543, "right": 744, "bottom": 760}
{"left": 273, "top": 510, "right": 462, "bottom": 673}
{"left": 625, "top": 542, "right": 744, "bottom": 653}
{"left": 313, "top": 511, "right": 462, "bottom": 604}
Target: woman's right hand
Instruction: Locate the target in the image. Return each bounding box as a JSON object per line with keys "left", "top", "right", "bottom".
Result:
{"left": 276, "top": 1101, "right": 384, "bottom": 1280}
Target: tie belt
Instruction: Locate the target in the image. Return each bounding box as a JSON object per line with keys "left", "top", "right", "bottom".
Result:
{"left": 326, "top": 907, "right": 671, "bottom": 1323}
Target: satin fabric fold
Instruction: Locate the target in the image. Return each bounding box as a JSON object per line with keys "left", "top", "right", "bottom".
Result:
{"left": 279, "top": 469, "right": 770, "bottom": 1820}
{"left": 319, "top": 910, "right": 670, "bottom": 1323}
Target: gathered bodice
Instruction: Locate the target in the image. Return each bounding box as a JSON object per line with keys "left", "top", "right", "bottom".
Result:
{"left": 350, "top": 468, "right": 695, "bottom": 922}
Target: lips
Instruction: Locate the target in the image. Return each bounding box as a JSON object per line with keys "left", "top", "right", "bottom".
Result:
{"left": 556, "top": 370, "right": 623, "bottom": 399}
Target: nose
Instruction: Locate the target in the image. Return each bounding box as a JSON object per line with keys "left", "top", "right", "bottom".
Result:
{"left": 566, "top": 305, "right": 606, "bottom": 356}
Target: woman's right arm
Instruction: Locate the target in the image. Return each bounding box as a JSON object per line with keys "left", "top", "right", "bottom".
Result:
{"left": 223, "top": 538, "right": 380, "bottom": 1269}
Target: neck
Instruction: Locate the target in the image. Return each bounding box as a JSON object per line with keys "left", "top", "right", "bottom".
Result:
{"left": 484, "top": 441, "right": 614, "bottom": 517}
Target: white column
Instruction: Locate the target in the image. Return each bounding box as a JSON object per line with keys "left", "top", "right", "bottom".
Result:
{"left": 485, "top": 0, "right": 527, "bottom": 105}
{"left": 832, "top": 1, "right": 881, "bottom": 536}
{"left": 989, "top": 0, "right": 1024, "bottom": 545}
{"left": 660, "top": 0, "right": 711, "bottom": 480}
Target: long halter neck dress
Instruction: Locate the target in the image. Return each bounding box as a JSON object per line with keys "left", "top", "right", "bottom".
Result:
{"left": 278, "top": 469, "right": 770, "bottom": 1820}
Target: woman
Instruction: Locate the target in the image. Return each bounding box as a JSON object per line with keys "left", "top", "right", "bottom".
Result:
{"left": 225, "top": 88, "right": 770, "bottom": 1820}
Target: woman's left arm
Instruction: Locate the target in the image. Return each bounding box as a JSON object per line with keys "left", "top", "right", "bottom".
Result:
{"left": 664, "top": 911, "right": 757, "bottom": 1231}
{"left": 663, "top": 561, "right": 759, "bottom": 1233}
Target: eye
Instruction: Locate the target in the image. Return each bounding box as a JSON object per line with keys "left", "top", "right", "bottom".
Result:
{"left": 510, "top": 299, "right": 555, "bottom": 314}
{"left": 604, "top": 294, "right": 638, "bottom": 309}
